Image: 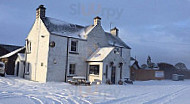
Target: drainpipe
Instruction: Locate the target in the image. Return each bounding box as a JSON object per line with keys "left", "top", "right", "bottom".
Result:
{"left": 65, "top": 38, "right": 69, "bottom": 82}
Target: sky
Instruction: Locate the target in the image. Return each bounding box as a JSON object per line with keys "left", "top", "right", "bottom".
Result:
{"left": 0, "top": 0, "right": 190, "bottom": 68}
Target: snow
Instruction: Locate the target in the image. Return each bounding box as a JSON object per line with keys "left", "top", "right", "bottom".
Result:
{"left": 0, "top": 47, "right": 25, "bottom": 59}
{"left": 0, "top": 76, "right": 190, "bottom": 104}
{"left": 17, "top": 53, "right": 25, "bottom": 61}
{"left": 42, "top": 17, "right": 94, "bottom": 40}
{"left": 87, "top": 47, "right": 114, "bottom": 62}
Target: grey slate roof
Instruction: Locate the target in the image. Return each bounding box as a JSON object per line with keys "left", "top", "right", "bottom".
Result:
{"left": 42, "top": 17, "right": 131, "bottom": 49}
{"left": 105, "top": 32, "right": 131, "bottom": 49}
{"left": 0, "top": 44, "right": 22, "bottom": 52}
{"left": 42, "top": 17, "right": 93, "bottom": 39}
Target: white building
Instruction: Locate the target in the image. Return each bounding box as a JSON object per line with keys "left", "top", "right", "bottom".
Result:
{"left": 24, "top": 5, "right": 131, "bottom": 84}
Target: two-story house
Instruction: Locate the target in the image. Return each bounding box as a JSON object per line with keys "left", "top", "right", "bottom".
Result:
{"left": 23, "top": 5, "right": 131, "bottom": 84}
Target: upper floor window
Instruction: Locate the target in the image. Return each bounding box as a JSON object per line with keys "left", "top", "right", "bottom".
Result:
{"left": 70, "top": 40, "right": 78, "bottom": 52}
{"left": 26, "top": 40, "right": 31, "bottom": 53}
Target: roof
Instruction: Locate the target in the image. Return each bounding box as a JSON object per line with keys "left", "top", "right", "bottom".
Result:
{"left": 42, "top": 17, "right": 94, "bottom": 39}
{"left": 0, "top": 47, "right": 25, "bottom": 59}
{"left": 0, "top": 44, "right": 22, "bottom": 52}
{"left": 105, "top": 32, "right": 131, "bottom": 49}
{"left": 41, "top": 17, "right": 130, "bottom": 49}
{"left": 87, "top": 47, "right": 114, "bottom": 62}
{"left": 131, "top": 60, "right": 141, "bottom": 69}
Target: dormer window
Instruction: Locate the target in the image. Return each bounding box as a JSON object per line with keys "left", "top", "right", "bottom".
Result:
{"left": 70, "top": 39, "right": 78, "bottom": 52}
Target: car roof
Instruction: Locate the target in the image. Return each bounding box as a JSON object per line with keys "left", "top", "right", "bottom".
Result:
{"left": 0, "top": 62, "right": 4, "bottom": 65}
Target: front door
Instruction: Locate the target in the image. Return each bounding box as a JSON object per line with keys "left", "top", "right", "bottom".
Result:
{"left": 111, "top": 66, "right": 116, "bottom": 84}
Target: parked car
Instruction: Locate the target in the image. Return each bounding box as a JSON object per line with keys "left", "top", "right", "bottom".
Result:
{"left": 0, "top": 62, "right": 5, "bottom": 77}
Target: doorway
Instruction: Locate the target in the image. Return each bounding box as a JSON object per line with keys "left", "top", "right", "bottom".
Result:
{"left": 111, "top": 66, "right": 116, "bottom": 84}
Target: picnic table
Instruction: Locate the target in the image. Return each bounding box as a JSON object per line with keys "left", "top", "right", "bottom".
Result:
{"left": 68, "top": 76, "right": 90, "bottom": 86}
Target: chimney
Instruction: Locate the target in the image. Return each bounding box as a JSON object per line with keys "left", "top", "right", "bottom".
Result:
{"left": 36, "top": 5, "right": 46, "bottom": 19}
{"left": 94, "top": 16, "right": 101, "bottom": 26}
{"left": 110, "top": 27, "right": 119, "bottom": 37}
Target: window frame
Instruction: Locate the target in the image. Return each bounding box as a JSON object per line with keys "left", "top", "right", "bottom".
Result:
{"left": 69, "top": 64, "right": 76, "bottom": 75}
{"left": 89, "top": 65, "right": 100, "bottom": 75}
{"left": 26, "top": 40, "right": 31, "bottom": 54}
{"left": 25, "top": 63, "right": 30, "bottom": 75}
{"left": 70, "top": 39, "right": 78, "bottom": 53}
{"left": 106, "top": 65, "right": 108, "bottom": 79}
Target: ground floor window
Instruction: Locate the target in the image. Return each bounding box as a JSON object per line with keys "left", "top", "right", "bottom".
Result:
{"left": 106, "top": 65, "right": 108, "bottom": 79}
{"left": 69, "top": 64, "right": 76, "bottom": 75}
{"left": 25, "top": 63, "right": 30, "bottom": 74}
{"left": 89, "top": 65, "right": 99, "bottom": 75}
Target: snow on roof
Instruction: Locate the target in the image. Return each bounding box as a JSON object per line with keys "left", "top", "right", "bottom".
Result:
{"left": 0, "top": 47, "right": 25, "bottom": 59}
{"left": 105, "top": 32, "right": 131, "bottom": 49}
{"left": 17, "top": 53, "right": 25, "bottom": 61}
{"left": 42, "top": 17, "right": 94, "bottom": 39}
{"left": 42, "top": 17, "right": 130, "bottom": 48}
{"left": 87, "top": 47, "right": 114, "bottom": 62}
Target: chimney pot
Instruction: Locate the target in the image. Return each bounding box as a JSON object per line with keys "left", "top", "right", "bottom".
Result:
{"left": 94, "top": 16, "right": 101, "bottom": 26}
{"left": 36, "top": 5, "right": 46, "bottom": 19}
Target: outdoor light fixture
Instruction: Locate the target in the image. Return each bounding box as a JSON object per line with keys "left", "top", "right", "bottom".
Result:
{"left": 110, "top": 61, "right": 114, "bottom": 67}
{"left": 119, "top": 62, "right": 123, "bottom": 68}
{"left": 50, "top": 41, "right": 55, "bottom": 48}
{"left": 53, "top": 59, "right": 57, "bottom": 64}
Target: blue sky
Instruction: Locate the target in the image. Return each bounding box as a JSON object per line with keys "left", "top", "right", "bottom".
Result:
{"left": 0, "top": 0, "right": 190, "bottom": 68}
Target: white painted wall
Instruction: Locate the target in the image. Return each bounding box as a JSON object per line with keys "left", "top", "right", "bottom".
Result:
{"left": 47, "top": 35, "right": 88, "bottom": 82}
{"left": 103, "top": 49, "right": 124, "bottom": 84}
{"left": 86, "top": 25, "right": 108, "bottom": 57}
{"left": 88, "top": 62, "right": 103, "bottom": 83}
{"left": 122, "top": 48, "right": 131, "bottom": 79}
{"left": 14, "top": 58, "right": 24, "bottom": 78}
{"left": 25, "top": 17, "right": 50, "bottom": 82}
{"left": 25, "top": 15, "right": 131, "bottom": 83}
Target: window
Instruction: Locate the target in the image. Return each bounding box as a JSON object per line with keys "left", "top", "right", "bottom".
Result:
{"left": 69, "top": 64, "right": 76, "bottom": 75}
{"left": 25, "top": 63, "right": 30, "bottom": 74}
{"left": 0, "top": 64, "right": 4, "bottom": 68}
{"left": 106, "top": 65, "right": 108, "bottom": 79}
{"left": 120, "top": 66, "right": 122, "bottom": 79}
{"left": 89, "top": 65, "right": 99, "bottom": 75}
{"left": 26, "top": 40, "right": 31, "bottom": 53}
{"left": 71, "top": 40, "right": 78, "bottom": 52}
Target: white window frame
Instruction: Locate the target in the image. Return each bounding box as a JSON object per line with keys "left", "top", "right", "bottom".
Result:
{"left": 69, "top": 64, "right": 76, "bottom": 75}
{"left": 25, "top": 63, "right": 30, "bottom": 75}
{"left": 70, "top": 39, "right": 78, "bottom": 53}
{"left": 26, "top": 40, "right": 31, "bottom": 53}
{"left": 89, "top": 65, "right": 100, "bottom": 75}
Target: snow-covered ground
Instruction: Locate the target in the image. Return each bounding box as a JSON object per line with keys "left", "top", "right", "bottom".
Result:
{"left": 0, "top": 76, "right": 190, "bottom": 104}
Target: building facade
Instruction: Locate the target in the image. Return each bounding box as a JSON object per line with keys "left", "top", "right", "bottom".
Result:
{"left": 24, "top": 5, "right": 131, "bottom": 84}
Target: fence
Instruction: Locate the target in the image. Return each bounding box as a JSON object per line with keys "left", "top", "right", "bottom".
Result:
{"left": 130, "top": 69, "right": 164, "bottom": 81}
